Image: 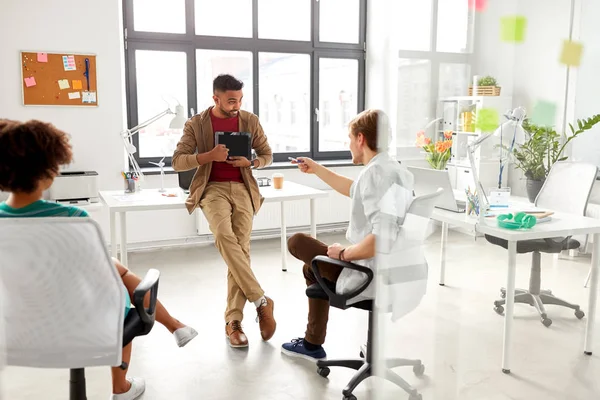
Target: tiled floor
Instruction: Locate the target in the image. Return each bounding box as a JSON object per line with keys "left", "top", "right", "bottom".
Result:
{"left": 3, "top": 230, "right": 600, "bottom": 399}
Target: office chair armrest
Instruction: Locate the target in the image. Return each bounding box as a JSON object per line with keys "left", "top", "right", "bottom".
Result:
{"left": 311, "top": 255, "right": 374, "bottom": 302}
{"left": 131, "top": 268, "right": 160, "bottom": 326}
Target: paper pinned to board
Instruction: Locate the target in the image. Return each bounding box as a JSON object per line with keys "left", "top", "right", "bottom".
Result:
{"left": 57, "top": 79, "right": 70, "bottom": 90}
{"left": 72, "top": 80, "right": 83, "bottom": 90}
{"left": 37, "top": 52, "right": 48, "bottom": 62}
{"left": 500, "top": 16, "right": 527, "bottom": 43}
{"left": 82, "top": 91, "right": 96, "bottom": 104}
{"left": 24, "top": 76, "right": 37, "bottom": 87}
{"left": 68, "top": 92, "right": 81, "bottom": 100}
{"left": 62, "top": 55, "right": 76, "bottom": 71}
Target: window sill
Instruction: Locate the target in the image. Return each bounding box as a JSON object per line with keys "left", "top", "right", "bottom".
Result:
{"left": 140, "top": 159, "right": 358, "bottom": 175}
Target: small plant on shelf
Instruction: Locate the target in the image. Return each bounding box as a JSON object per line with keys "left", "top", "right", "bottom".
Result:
{"left": 416, "top": 130, "right": 453, "bottom": 170}
{"left": 477, "top": 75, "right": 498, "bottom": 87}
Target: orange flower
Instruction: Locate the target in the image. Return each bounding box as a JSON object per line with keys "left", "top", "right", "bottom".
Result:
{"left": 443, "top": 130, "right": 453, "bottom": 140}
{"left": 435, "top": 141, "right": 445, "bottom": 153}
{"left": 424, "top": 137, "right": 432, "bottom": 145}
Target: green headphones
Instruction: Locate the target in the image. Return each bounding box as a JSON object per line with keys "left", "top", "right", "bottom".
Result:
{"left": 497, "top": 212, "right": 537, "bottom": 230}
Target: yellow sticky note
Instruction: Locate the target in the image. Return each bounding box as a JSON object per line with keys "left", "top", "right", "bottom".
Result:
{"left": 559, "top": 40, "right": 583, "bottom": 67}
{"left": 72, "top": 80, "right": 83, "bottom": 90}
{"left": 500, "top": 16, "right": 527, "bottom": 43}
{"left": 58, "top": 79, "right": 70, "bottom": 90}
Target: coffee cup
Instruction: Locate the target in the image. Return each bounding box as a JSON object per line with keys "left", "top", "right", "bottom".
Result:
{"left": 272, "top": 173, "right": 284, "bottom": 190}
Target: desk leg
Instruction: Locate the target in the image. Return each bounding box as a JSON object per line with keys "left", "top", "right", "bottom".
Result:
{"left": 502, "top": 240, "right": 517, "bottom": 373}
{"left": 110, "top": 210, "right": 117, "bottom": 259}
{"left": 119, "top": 212, "right": 128, "bottom": 267}
{"left": 310, "top": 198, "right": 317, "bottom": 238}
{"left": 584, "top": 233, "right": 600, "bottom": 355}
{"left": 439, "top": 222, "right": 448, "bottom": 286}
{"left": 281, "top": 201, "right": 287, "bottom": 272}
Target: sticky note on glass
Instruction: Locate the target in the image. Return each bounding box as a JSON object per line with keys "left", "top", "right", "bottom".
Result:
{"left": 72, "top": 80, "right": 83, "bottom": 90}
{"left": 37, "top": 53, "right": 48, "bottom": 63}
{"left": 475, "top": 108, "right": 500, "bottom": 132}
{"left": 82, "top": 91, "right": 97, "bottom": 104}
{"left": 468, "top": 0, "right": 487, "bottom": 11}
{"left": 58, "top": 79, "right": 70, "bottom": 90}
{"left": 68, "top": 92, "right": 81, "bottom": 100}
{"left": 62, "top": 55, "right": 76, "bottom": 71}
{"left": 24, "top": 77, "right": 36, "bottom": 87}
{"left": 530, "top": 100, "right": 557, "bottom": 127}
{"left": 559, "top": 40, "right": 584, "bottom": 67}
{"left": 500, "top": 16, "right": 527, "bottom": 43}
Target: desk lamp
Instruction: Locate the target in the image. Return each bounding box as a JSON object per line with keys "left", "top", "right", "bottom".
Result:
{"left": 120, "top": 103, "right": 186, "bottom": 188}
{"left": 468, "top": 106, "right": 527, "bottom": 222}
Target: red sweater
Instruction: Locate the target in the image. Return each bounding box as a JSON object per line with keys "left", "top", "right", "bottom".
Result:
{"left": 208, "top": 111, "right": 243, "bottom": 183}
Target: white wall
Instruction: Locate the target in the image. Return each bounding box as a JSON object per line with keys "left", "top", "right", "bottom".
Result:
{"left": 571, "top": 0, "right": 600, "bottom": 166}
{"left": 0, "top": 0, "right": 359, "bottom": 248}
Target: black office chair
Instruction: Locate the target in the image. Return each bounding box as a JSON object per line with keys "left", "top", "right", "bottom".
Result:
{"left": 308, "top": 189, "right": 443, "bottom": 400}
{"left": 70, "top": 269, "right": 160, "bottom": 400}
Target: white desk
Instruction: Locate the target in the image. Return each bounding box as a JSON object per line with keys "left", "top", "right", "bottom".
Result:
{"left": 99, "top": 181, "right": 328, "bottom": 271}
{"left": 431, "top": 205, "right": 600, "bottom": 373}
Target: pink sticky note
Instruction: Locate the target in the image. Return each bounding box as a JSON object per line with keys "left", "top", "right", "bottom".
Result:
{"left": 24, "top": 77, "right": 36, "bottom": 87}
{"left": 37, "top": 52, "right": 48, "bottom": 62}
{"left": 468, "top": 0, "right": 487, "bottom": 11}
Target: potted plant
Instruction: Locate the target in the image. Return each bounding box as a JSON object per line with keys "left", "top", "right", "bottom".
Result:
{"left": 416, "top": 130, "right": 453, "bottom": 170}
{"left": 512, "top": 115, "right": 600, "bottom": 202}
{"left": 469, "top": 75, "right": 501, "bottom": 96}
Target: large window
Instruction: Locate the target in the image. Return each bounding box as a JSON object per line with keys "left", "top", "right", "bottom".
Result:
{"left": 124, "top": 0, "right": 366, "bottom": 167}
{"left": 395, "top": 0, "right": 474, "bottom": 147}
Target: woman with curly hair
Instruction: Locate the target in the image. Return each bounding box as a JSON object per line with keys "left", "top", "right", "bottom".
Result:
{"left": 0, "top": 119, "right": 198, "bottom": 400}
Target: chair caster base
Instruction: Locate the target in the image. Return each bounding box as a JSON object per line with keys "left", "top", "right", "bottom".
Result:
{"left": 342, "top": 395, "right": 357, "bottom": 400}
{"left": 575, "top": 309, "right": 585, "bottom": 319}
{"left": 494, "top": 305, "right": 504, "bottom": 315}
{"left": 317, "top": 367, "right": 330, "bottom": 378}
{"left": 413, "top": 363, "right": 425, "bottom": 377}
{"left": 541, "top": 317, "right": 552, "bottom": 327}
{"left": 585, "top": 351, "right": 592, "bottom": 356}
{"left": 439, "top": 283, "right": 445, "bottom": 286}
{"left": 502, "top": 368, "right": 510, "bottom": 374}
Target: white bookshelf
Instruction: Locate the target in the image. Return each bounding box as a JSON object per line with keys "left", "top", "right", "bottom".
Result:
{"left": 435, "top": 95, "right": 513, "bottom": 193}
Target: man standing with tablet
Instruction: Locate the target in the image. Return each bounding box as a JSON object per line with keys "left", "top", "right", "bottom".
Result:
{"left": 173, "top": 74, "right": 275, "bottom": 348}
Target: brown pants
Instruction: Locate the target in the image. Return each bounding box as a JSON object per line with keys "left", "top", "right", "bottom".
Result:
{"left": 287, "top": 233, "right": 343, "bottom": 345}
{"left": 200, "top": 182, "right": 264, "bottom": 323}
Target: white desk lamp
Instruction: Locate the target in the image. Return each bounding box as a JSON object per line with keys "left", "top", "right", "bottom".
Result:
{"left": 468, "top": 106, "right": 527, "bottom": 222}
{"left": 120, "top": 103, "right": 186, "bottom": 188}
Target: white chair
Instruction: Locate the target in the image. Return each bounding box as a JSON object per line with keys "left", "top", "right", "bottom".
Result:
{"left": 0, "top": 218, "right": 159, "bottom": 400}
{"left": 308, "top": 189, "right": 442, "bottom": 400}
{"left": 485, "top": 162, "right": 598, "bottom": 327}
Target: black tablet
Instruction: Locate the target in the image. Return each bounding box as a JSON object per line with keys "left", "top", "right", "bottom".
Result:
{"left": 215, "top": 131, "right": 252, "bottom": 159}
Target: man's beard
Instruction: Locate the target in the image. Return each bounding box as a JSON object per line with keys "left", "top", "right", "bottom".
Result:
{"left": 220, "top": 106, "right": 239, "bottom": 118}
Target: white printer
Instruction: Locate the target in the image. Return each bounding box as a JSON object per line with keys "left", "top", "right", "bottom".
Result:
{"left": 47, "top": 171, "right": 99, "bottom": 205}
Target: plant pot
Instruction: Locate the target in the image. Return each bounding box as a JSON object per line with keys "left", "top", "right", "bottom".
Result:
{"left": 526, "top": 178, "right": 545, "bottom": 203}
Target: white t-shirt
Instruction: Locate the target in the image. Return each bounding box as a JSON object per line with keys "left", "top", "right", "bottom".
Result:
{"left": 336, "top": 152, "right": 414, "bottom": 304}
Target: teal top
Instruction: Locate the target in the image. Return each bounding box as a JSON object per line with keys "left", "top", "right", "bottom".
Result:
{"left": 0, "top": 200, "right": 131, "bottom": 317}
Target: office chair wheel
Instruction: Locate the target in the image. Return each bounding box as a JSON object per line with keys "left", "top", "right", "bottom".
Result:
{"left": 359, "top": 351, "right": 364, "bottom": 358}
{"left": 575, "top": 310, "right": 585, "bottom": 319}
{"left": 408, "top": 393, "right": 423, "bottom": 400}
{"left": 342, "top": 395, "right": 357, "bottom": 400}
{"left": 500, "top": 290, "right": 506, "bottom": 299}
{"left": 317, "top": 366, "right": 330, "bottom": 378}
{"left": 542, "top": 318, "right": 552, "bottom": 327}
{"left": 413, "top": 363, "right": 425, "bottom": 377}
{"left": 494, "top": 305, "right": 504, "bottom": 315}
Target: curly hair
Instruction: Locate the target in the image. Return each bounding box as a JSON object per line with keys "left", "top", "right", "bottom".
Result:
{"left": 0, "top": 119, "right": 73, "bottom": 193}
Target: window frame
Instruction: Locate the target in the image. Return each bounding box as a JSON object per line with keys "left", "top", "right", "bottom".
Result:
{"left": 395, "top": 0, "right": 475, "bottom": 148}
{"left": 123, "top": 0, "right": 366, "bottom": 168}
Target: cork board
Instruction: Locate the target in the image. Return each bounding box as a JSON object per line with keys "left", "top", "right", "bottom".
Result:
{"left": 21, "top": 51, "right": 98, "bottom": 106}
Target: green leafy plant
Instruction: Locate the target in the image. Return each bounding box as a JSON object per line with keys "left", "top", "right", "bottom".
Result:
{"left": 477, "top": 75, "right": 498, "bottom": 87}
{"left": 512, "top": 115, "right": 600, "bottom": 180}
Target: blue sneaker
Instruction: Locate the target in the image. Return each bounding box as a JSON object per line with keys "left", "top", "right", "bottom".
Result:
{"left": 281, "top": 338, "right": 327, "bottom": 361}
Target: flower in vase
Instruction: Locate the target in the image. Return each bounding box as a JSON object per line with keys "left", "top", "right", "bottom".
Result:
{"left": 443, "top": 130, "right": 453, "bottom": 140}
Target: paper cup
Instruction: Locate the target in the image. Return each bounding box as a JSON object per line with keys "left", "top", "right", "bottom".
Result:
{"left": 272, "top": 173, "right": 284, "bottom": 190}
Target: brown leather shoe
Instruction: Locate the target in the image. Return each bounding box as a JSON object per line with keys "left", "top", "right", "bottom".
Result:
{"left": 225, "top": 321, "right": 248, "bottom": 348}
{"left": 256, "top": 297, "right": 276, "bottom": 341}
